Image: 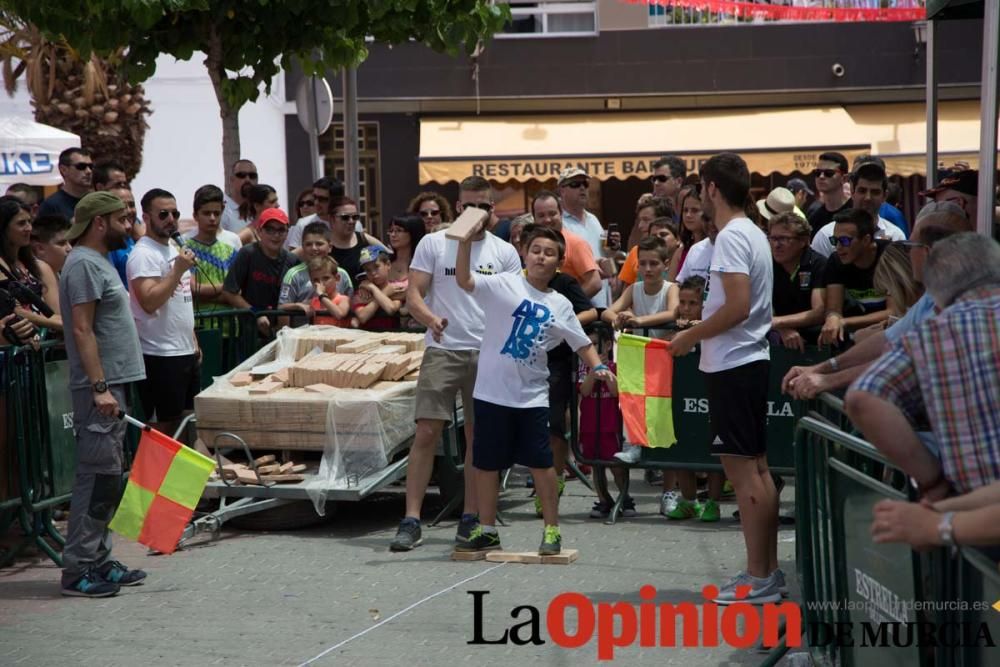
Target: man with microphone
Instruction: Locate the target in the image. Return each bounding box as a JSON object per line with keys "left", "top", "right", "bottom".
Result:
{"left": 126, "top": 188, "right": 199, "bottom": 437}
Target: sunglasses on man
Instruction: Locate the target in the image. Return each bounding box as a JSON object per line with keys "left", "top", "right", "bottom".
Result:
{"left": 337, "top": 213, "right": 362, "bottom": 222}
{"left": 234, "top": 171, "right": 258, "bottom": 180}
{"left": 156, "top": 209, "right": 181, "bottom": 221}
{"left": 650, "top": 174, "right": 671, "bottom": 184}
{"left": 829, "top": 235, "right": 856, "bottom": 248}
{"left": 465, "top": 202, "right": 494, "bottom": 212}
{"left": 562, "top": 181, "right": 588, "bottom": 190}
{"left": 71, "top": 162, "right": 95, "bottom": 171}
{"left": 814, "top": 169, "right": 839, "bottom": 179}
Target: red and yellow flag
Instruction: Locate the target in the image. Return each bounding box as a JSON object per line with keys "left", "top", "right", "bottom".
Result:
{"left": 109, "top": 429, "right": 215, "bottom": 554}
{"left": 618, "top": 333, "right": 676, "bottom": 448}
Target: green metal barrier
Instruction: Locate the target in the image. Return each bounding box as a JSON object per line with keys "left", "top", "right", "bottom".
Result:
{"left": 638, "top": 345, "right": 829, "bottom": 473}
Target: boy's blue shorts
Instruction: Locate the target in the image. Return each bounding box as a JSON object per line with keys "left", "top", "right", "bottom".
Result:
{"left": 472, "top": 399, "right": 553, "bottom": 471}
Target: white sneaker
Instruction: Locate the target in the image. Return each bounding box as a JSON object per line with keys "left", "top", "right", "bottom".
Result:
{"left": 659, "top": 490, "right": 679, "bottom": 516}
{"left": 713, "top": 571, "right": 782, "bottom": 605}
{"left": 613, "top": 444, "right": 641, "bottom": 464}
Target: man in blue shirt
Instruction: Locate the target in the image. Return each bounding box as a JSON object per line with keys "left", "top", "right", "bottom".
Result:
{"left": 37, "top": 147, "right": 94, "bottom": 220}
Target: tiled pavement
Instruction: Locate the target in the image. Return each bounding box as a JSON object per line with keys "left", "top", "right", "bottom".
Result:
{"left": 0, "top": 471, "right": 800, "bottom": 666}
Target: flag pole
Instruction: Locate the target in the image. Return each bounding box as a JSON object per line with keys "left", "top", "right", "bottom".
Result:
{"left": 117, "top": 411, "right": 150, "bottom": 431}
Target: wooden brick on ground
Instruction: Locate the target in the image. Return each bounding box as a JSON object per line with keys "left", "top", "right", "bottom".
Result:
{"left": 451, "top": 550, "right": 489, "bottom": 561}
{"left": 484, "top": 549, "right": 578, "bottom": 565}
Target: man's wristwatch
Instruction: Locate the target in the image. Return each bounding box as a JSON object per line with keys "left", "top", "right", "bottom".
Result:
{"left": 92, "top": 379, "right": 109, "bottom": 394}
{"left": 938, "top": 511, "right": 956, "bottom": 548}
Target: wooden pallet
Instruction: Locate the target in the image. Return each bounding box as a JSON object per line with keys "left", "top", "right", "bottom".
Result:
{"left": 484, "top": 549, "right": 578, "bottom": 565}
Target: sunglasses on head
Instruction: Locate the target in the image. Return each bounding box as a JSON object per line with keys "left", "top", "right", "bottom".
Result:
{"left": 814, "top": 169, "right": 839, "bottom": 178}
{"left": 157, "top": 209, "right": 181, "bottom": 221}
{"left": 650, "top": 174, "right": 670, "bottom": 184}
{"left": 563, "top": 181, "right": 588, "bottom": 189}
{"left": 419, "top": 209, "right": 441, "bottom": 218}
{"left": 829, "top": 235, "right": 855, "bottom": 248}
{"left": 72, "top": 162, "right": 94, "bottom": 171}
{"left": 337, "top": 213, "right": 361, "bottom": 222}
{"left": 234, "top": 171, "right": 258, "bottom": 180}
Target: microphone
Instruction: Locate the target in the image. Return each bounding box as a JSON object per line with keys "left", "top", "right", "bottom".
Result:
{"left": 169, "top": 232, "right": 185, "bottom": 249}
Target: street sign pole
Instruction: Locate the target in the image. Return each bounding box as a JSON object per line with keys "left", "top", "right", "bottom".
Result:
{"left": 343, "top": 67, "right": 360, "bottom": 202}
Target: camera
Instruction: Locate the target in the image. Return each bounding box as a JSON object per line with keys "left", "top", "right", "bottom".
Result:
{"left": 0, "top": 287, "right": 34, "bottom": 347}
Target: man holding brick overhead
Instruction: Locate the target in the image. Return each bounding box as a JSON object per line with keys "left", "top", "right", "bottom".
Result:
{"left": 390, "top": 179, "right": 522, "bottom": 552}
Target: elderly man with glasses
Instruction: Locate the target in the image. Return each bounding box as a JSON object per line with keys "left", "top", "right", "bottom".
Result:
{"left": 39, "top": 147, "right": 95, "bottom": 220}
{"left": 767, "top": 211, "right": 827, "bottom": 352}
{"left": 558, "top": 167, "right": 613, "bottom": 309}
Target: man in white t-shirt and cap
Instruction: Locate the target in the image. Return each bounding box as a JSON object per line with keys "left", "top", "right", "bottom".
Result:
{"left": 670, "top": 152, "right": 780, "bottom": 605}
{"left": 390, "top": 184, "right": 523, "bottom": 552}
{"left": 126, "top": 188, "right": 200, "bottom": 436}
{"left": 558, "top": 167, "right": 612, "bottom": 309}
{"left": 811, "top": 155, "right": 905, "bottom": 258}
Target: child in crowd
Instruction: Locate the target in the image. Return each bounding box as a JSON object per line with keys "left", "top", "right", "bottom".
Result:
{"left": 578, "top": 321, "right": 634, "bottom": 519}
{"left": 603, "top": 236, "right": 679, "bottom": 467}
{"left": 454, "top": 223, "right": 615, "bottom": 555}
{"left": 184, "top": 184, "right": 237, "bottom": 314}
{"left": 307, "top": 256, "right": 351, "bottom": 326}
{"left": 602, "top": 236, "right": 679, "bottom": 339}
{"left": 351, "top": 245, "right": 402, "bottom": 330}
{"left": 670, "top": 276, "right": 706, "bottom": 335}
{"left": 279, "top": 221, "right": 353, "bottom": 309}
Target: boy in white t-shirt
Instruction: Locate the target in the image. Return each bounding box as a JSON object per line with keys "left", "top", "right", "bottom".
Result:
{"left": 455, "top": 224, "right": 616, "bottom": 555}
{"left": 670, "top": 153, "right": 780, "bottom": 605}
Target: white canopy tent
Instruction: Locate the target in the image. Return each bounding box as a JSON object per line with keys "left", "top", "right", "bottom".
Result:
{"left": 0, "top": 116, "right": 79, "bottom": 187}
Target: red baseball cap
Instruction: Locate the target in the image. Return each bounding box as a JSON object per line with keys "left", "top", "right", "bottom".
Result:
{"left": 255, "top": 207, "right": 289, "bottom": 228}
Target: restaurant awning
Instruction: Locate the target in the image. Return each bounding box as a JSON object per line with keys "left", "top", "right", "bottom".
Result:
{"left": 418, "top": 101, "right": 991, "bottom": 184}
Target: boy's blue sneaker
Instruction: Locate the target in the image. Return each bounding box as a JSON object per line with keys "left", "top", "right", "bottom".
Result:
{"left": 390, "top": 517, "right": 423, "bottom": 551}
{"left": 97, "top": 560, "right": 147, "bottom": 586}
{"left": 455, "top": 514, "right": 479, "bottom": 545}
{"left": 61, "top": 569, "right": 120, "bottom": 598}
{"left": 455, "top": 526, "right": 501, "bottom": 552}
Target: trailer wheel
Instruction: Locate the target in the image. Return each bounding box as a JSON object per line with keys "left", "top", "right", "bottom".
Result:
{"left": 228, "top": 500, "right": 337, "bottom": 531}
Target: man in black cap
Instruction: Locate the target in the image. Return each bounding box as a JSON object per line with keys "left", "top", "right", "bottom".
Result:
{"left": 919, "top": 168, "right": 979, "bottom": 229}
{"left": 59, "top": 191, "right": 148, "bottom": 598}
{"left": 786, "top": 178, "right": 813, "bottom": 218}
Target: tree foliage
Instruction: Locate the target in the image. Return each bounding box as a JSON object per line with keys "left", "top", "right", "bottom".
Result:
{"left": 1, "top": 0, "right": 508, "bottom": 179}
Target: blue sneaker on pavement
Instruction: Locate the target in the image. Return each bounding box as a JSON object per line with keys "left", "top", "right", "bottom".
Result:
{"left": 455, "top": 513, "right": 480, "bottom": 545}
{"left": 390, "top": 517, "right": 423, "bottom": 551}
{"left": 61, "top": 568, "right": 120, "bottom": 598}
{"left": 98, "top": 560, "right": 147, "bottom": 586}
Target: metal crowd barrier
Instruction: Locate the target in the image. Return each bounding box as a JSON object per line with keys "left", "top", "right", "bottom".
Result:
{"left": 568, "top": 342, "right": 829, "bottom": 520}
{"left": 774, "top": 395, "right": 1000, "bottom": 667}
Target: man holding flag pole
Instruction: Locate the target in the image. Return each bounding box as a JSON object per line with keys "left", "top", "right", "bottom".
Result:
{"left": 59, "top": 191, "right": 149, "bottom": 598}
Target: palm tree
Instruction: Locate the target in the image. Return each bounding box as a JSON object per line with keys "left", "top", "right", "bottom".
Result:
{"left": 0, "top": 13, "right": 152, "bottom": 178}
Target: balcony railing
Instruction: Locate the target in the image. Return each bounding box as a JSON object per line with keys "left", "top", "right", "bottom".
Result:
{"left": 647, "top": 1, "right": 926, "bottom": 27}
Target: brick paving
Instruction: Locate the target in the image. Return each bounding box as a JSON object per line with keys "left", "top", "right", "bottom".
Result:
{"left": 0, "top": 472, "right": 799, "bottom": 666}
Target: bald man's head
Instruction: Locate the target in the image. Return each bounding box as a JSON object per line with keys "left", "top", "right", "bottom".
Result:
{"left": 908, "top": 201, "right": 974, "bottom": 282}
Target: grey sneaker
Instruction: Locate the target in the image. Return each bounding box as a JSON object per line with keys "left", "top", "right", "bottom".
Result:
{"left": 773, "top": 568, "right": 789, "bottom": 597}
{"left": 389, "top": 517, "right": 422, "bottom": 552}
{"left": 659, "top": 490, "right": 679, "bottom": 516}
{"left": 713, "top": 571, "right": 782, "bottom": 605}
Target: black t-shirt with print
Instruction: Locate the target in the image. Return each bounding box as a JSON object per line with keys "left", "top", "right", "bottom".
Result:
{"left": 223, "top": 243, "right": 300, "bottom": 310}
{"left": 821, "top": 240, "right": 889, "bottom": 317}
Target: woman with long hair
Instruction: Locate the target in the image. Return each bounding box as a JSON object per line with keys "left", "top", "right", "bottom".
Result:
{"left": 407, "top": 191, "right": 454, "bottom": 233}
{"left": 291, "top": 188, "right": 316, "bottom": 225}
{"left": 237, "top": 184, "right": 279, "bottom": 245}
{"left": 0, "top": 196, "right": 61, "bottom": 331}
{"left": 874, "top": 243, "right": 923, "bottom": 319}
{"left": 386, "top": 214, "right": 427, "bottom": 284}
{"left": 669, "top": 185, "right": 706, "bottom": 281}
